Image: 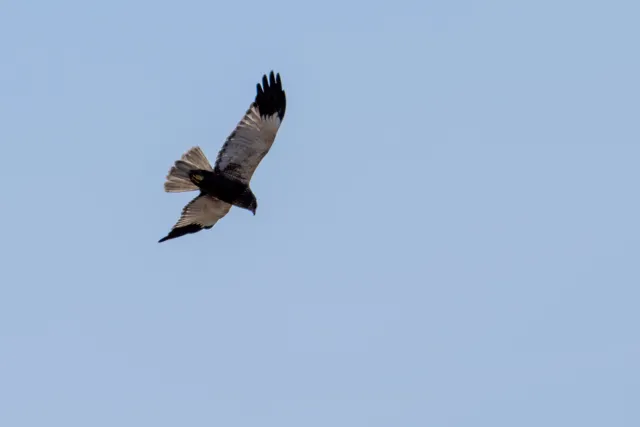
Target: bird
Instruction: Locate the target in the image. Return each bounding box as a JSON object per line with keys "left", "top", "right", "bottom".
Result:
{"left": 158, "top": 71, "right": 287, "bottom": 243}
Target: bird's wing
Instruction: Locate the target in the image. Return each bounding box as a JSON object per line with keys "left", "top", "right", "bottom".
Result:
{"left": 213, "top": 71, "right": 286, "bottom": 185}
{"left": 158, "top": 194, "right": 231, "bottom": 243}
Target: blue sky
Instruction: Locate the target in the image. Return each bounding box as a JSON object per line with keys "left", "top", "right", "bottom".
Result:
{"left": 1, "top": 1, "right": 639, "bottom": 426}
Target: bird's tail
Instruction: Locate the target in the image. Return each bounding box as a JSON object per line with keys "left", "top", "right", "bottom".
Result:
{"left": 164, "top": 146, "right": 214, "bottom": 193}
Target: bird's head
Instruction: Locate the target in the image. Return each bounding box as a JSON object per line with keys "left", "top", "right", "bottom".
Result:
{"left": 236, "top": 189, "right": 258, "bottom": 215}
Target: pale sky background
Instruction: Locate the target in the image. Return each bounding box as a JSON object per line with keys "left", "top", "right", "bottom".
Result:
{"left": 1, "top": 1, "right": 639, "bottom": 426}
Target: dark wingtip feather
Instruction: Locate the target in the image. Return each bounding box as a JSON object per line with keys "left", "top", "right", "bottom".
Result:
{"left": 254, "top": 71, "right": 286, "bottom": 120}
{"left": 158, "top": 223, "right": 205, "bottom": 243}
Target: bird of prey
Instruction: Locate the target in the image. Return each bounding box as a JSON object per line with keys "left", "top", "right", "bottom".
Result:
{"left": 158, "top": 71, "right": 287, "bottom": 243}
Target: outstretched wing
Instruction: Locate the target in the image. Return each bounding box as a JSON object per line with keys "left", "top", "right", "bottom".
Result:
{"left": 213, "top": 71, "right": 286, "bottom": 185}
{"left": 158, "top": 194, "right": 231, "bottom": 243}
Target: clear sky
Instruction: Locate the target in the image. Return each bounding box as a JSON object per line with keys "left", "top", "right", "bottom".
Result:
{"left": 1, "top": 1, "right": 639, "bottom": 426}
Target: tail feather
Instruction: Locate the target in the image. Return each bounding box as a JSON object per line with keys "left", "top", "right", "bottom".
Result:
{"left": 181, "top": 146, "right": 213, "bottom": 170}
{"left": 164, "top": 146, "right": 213, "bottom": 193}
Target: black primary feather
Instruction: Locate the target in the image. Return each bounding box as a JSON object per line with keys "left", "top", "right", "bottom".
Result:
{"left": 254, "top": 71, "right": 286, "bottom": 120}
{"left": 158, "top": 223, "right": 211, "bottom": 243}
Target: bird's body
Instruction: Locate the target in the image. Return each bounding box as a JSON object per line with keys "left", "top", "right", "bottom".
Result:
{"left": 158, "top": 71, "right": 286, "bottom": 243}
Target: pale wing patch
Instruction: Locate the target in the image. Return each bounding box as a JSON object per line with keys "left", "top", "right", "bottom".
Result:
{"left": 214, "top": 105, "right": 283, "bottom": 184}
{"left": 173, "top": 194, "right": 231, "bottom": 229}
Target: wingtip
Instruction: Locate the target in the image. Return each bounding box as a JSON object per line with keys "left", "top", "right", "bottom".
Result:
{"left": 254, "top": 70, "right": 286, "bottom": 119}
{"left": 259, "top": 71, "right": 283, "bottom": 91}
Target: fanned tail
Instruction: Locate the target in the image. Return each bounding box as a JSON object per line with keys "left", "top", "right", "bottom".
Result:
{"left": 164, "top": 146, "right": 213, "bottom": 193}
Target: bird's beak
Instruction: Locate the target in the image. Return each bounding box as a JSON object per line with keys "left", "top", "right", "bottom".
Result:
{"left": 251, "top": 208, "right": 256, "bottom": 216}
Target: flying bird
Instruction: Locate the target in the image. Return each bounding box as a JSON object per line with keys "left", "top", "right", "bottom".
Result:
{"left": 158, "top": 71, "right": 287, "bottom": 243}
